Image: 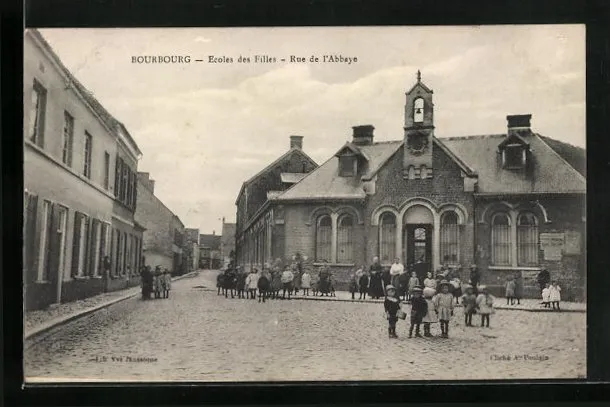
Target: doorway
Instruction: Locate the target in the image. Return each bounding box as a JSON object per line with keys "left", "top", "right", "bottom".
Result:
{"left": 405, "top": 223, "right": 432, "bottom": 282}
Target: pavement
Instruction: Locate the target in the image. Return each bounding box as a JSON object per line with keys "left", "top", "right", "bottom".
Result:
{"left": 24, "top": 270, "right": 586, "bottom": 382}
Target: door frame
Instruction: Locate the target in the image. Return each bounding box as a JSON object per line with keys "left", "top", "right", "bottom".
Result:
{"left": 404, "top": 223, "right": 433, "bottom": 274}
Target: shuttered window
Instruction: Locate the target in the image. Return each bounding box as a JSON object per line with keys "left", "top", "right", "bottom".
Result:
{"left": 315, "top": 215, "right": 332, "bottom": 262}
{"left": 517, "top": 212, "right": 539, "bottom": 266}
{"left": 29, "top": 80, "right": 47, "bottom": 147}
{"left": 62, "top": 112, "right": 74, "bottom": 166}
{"left": 440, "top": 211, "right": 459, "bottom": 264}
{"left": 337, "top": 215, "right": 354, "bottom": 263}
{"left": 83, "top": 132, "right": 93, "bottom": 179}
{"left": 379, "top": 212, "right": 396, "bottom": 264}
{"left": 491, "top": 213, "right": 511, "bottom": 266}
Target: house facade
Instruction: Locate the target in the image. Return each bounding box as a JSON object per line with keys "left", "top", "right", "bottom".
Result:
{"left": 24, "top": 29, "right": 144, "bottom": 310}
{"left": 234, "top": 136, "right": 318, "bottom": 270}
{"left": 199, "top": 233, "right": 222, "bottom": 269}
{"left": 135, "top": 172, "right": 186, "bottom": 275}
{"left": 184, "top": 228, "right": 201, "bottom": 273}
{"left": 234, "top": 73, "right": 586, "bottom": 300}
{"left": 220, "top": 218, "right": 236, "bottom": 268}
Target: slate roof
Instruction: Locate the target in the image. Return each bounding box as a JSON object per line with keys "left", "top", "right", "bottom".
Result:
{"left": 280, "top": 172, "right": 308, "bottom": 184}
{"left": 538, "top": 135, "right": 586, "bottom": 177}
{"left": 275, "top": 141, "right": 402, "bottom": 201}
{"left": 441, "top": 133, "right": 586, "bottom": 194}
{"left": 199, "top": 234, "right": 221, "bottom": 250}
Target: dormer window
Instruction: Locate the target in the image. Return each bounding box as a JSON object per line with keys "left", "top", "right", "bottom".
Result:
{"left": 339, "top": 154, "right": 356, "bottom": 177}
{"left": 502, "top": 144, "right": 526, "bottom": 169}
{"left": 414, "top": 98, "right": 424, "bottom": 123}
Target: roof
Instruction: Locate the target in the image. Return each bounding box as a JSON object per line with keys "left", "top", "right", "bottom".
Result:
{"left": 28, "top": 29, "right": 143, "bottom": 157}
{"left": 199, "top": 234, "right": 221, "bottom": 250}
{"left": 280, "top": 172, "right": 308, "bottom": 184}
{"left": 441, "top": 133, "right": 586, "bottom": 194}
{"left": 235, "top": 148, "right": 318, "bottom": 204}
{"left": 538, "top": 135, "right": 586, "bottom": 177}
{"left": 275, "top": 141, "right": 402, "bottom": 201}
{"left": 267, "top": 191, "right": 282, "bottom": 199}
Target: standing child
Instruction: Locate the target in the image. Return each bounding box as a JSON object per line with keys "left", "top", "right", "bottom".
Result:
{"left": 348, "top": 272, "right": 358, "bottom": 300}
{"left": 541, "top": 282, "right": 551, "bottom": 308}
{"left": 248, "top": 269, "right": 260, "bottom": 300}
{"left": 408, "top": 287, "right": 428, "bottom": 338}
{"left": 422, "top": 287, "right": 438, "bottom": 337}
{"left": 407, "top": 271, "right": 419, "bottom": 302}
{"left": 153, "top": 266, "right": 162, "bottom": 299}
{"left": 301, "top": 269, "right": 311, "bottom": 296}
{"left": 549, "top": 280, "right": 562, "bottom": 311}
{"left": 383, "top": 285, "right": 402, "bottom": 339}
{"left": 358, "top": 272, "right": 369, "bottom": 300}
{"left": 433, "top": 280, "right": 454, "bottom": 338}
{"left": 163, "top": 269, "right": 172, "bottom": 298}
{"left": 311, "top": 272, "right": 320, "bottom": 297}
{"left": 461, "top": 285, "right": 477, "bottom": 327}
{"left": 451, "top": 277, "right": 462, "bottom": 305}
{"left": 505, "top": 275, "right": 516, "bottom": 305}
{"left": 476, "top": 285, "right": 495, "bottom": 328}
{"left": 281, "top": 266, "right": 294, "bottom": 299}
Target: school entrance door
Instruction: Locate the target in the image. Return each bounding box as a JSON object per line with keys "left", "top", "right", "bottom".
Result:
{"left": 404, "top": 224, "right": 432, "bottom": 282}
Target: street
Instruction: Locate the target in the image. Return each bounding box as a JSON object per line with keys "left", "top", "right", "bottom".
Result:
{"left": 24, "top": 271, "right": 586, "bottom": 382}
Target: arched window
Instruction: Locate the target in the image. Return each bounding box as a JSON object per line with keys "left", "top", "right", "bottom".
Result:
{"left": 491, "top": 213, "right": 511, "bottom": 265}
{"left": 337, "top": 214, "right": 354, "bottom": 263}
{"left": 315, "top": 215, "right": 332, "bottom": 262}
{"left": 379, "top": 212, "right": 396, "bottom": 263}
{"left": 517, "top": 212, "right": 539, "bottom": 266}
{"left": 414, "top": 98, "right": 424, "bottom": 123}
{"left": 440, "top": 211, "right": 459, "bottom": 264}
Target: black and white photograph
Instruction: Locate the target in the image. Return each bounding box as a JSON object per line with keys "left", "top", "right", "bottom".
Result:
{"left": 23, "top": 25, "right": 586, "bottom": 382}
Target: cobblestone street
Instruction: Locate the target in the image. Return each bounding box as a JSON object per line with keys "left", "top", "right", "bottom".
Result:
{"left": 25, "top": 271, "right": 586, "bottom": 382}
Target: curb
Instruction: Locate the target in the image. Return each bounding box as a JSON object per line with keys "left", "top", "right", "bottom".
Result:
{"left": 25, "top": 271, "right": 200, "bottom": 341}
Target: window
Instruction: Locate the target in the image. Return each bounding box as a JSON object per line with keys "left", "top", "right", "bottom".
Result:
{"left": 24, "top": 192, "right": 39, "bottom": 274}
{"left": 315, "top": 215, "right": 332, "bottom": 262}
{"left": 83, "top": 132, "right": 93, "bottom": 178}
{"left": 379, "top": 212, "right": 396, "bottom": 263}
{"left": 491, "top": 213, "right": 511, "bottom": 266}
{"left": 62, "top": 112, "right": 74, "bottom": 166}
{"left": 37, "top": 200, "right": 53, "bottom": 282}
{"left": 503, "top": 145, "right": 525, "bottom": 169}
{"left": 414, "top": 97, "right": 424, "bottom": 123}
{"left": 440, "top": 211, "right": 459, "bottom": 264}
{"left": 28, "top": 80, "right": 47, "bottom": 147}
{"left": 70, "top": 213, "right": 90, "bottom": 278}
{"left": 517, "top": 212, "right": 539, "bottom": 266}
{"left": 339, "top": 155, "right": 355, "bottom": 177}
{"left": 103, "top": 152, "right": 110, "bottom": 190}
{"left": 337, "top": 214, "right": 354, "bottom": 263}
{"left": 114, "top": 156, "right": 121, "bottom": 195}
{"left": 57, "top": 206, "right": 69, "bottom": 281}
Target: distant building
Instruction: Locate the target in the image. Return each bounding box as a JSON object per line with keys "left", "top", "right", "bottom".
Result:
{"left": 135, "top": 172, "right": 186, "bottom": 275}
{"left": 220, "top": 218, "right": 236, "bottom": 268}
{"left": 184, "top": 228, "right": 200, "bottom": 273}
{"left": 24, "top": 29, "right": 144, "bottom": 310}
{"left": 199, "top": 232, "right": 222, "bottom": 269}
{"left": 234, "top": 73, "right": 586, "bottom": 300}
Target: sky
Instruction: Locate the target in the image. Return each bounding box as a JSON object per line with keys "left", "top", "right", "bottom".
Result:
{"left": 38, "top": 25, "right": 586, "bottom": 234}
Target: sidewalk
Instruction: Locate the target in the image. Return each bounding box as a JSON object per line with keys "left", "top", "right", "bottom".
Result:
{"left": 24, "top": 271, "right": 200, "bottom": 340}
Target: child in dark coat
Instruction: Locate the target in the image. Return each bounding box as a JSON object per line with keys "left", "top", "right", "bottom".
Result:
{"left": 348, "top": 273, "right": 358, "bottom": 300}
{"left": 408, "top": 287, "right": 428, "bottom": 338}
{"left": 358, "top": 272, "right": 369, "bottom": 300}
{"left": 384, "top": 285, "right": 401, "bottom": 339}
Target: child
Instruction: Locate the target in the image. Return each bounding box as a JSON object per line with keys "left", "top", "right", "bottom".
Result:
{"left": 383, "top": 285, "right": 401, "bottom": 339}
{"left": 433, "top": 280, "right": 454, "bottom": 338}
{"left": 451, "top": 277, "right": 462, "bottom": 305}
{"left": 505, "top": 275, "right": 516, "bottom": 305}
{"left": 461, "top": 285, "right": 477, "bottom": 327}
{"left": 422, "top": 287, "right": 438, "bottom": 337}
{"left": 301, "top": 269, "right": 311, "bottom": 296}
{"left": 348, "top": 272, "right": 358, "bottom": 300}
{"left": 163, "top": 269, "right": 172, "bottom": 298}
{"left": 281, "top": 266, "right": 294, "bottom": 299}
{"left": 476, "top": 285, "right": 495, "bottom": 328}
{"left": 311, "top": 272, "right": 320, "bottom": 297}
{"left": 258, "top": 269, "right": 270, "bottom": 303}
{"left": 248, "top": 269, "right": 260, "bottom": 300}
{"left": 408, "top": 287, "right": 428, "bottom": 338}
{"left": 541, "top": 282, "right": 551, "bottom": 308}
{"left": 407, "top": 271, "right": 420, "bottom": 302}
{"left": 238, "top": 270, "right": 247, "bottom": 299}
{"left": 358, "top": 272, "right": 369, "bottom": 300}
{"left": 423, "top": 272, "right": 437, "bottom": 290}
{"left": 153, "top": 266, "right": 162, "bottom": 299}
{"left": 549, "top": 280, "right": 562, "bottom": 311}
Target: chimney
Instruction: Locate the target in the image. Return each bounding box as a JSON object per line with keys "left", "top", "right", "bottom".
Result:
{"left": 506, "top": 114, "right": 532, "bottom": 136}
{"left": 352, "top": 125, "right": 374, "bottom": 146}
{"left": 213, "top": 230, "right": 216, "bottom": 235}
{"left": 290, "top": 135, "right": 303, "bottom": 150}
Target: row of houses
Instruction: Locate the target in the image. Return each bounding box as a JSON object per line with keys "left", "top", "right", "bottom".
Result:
{"left": 234, "top": 72, "right": 586, "bottom": 300}
{"left": 23, "top": 29, "right": 204, "bottom": 310}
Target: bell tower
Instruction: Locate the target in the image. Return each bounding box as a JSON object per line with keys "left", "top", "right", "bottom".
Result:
{"left": 403, "top": 70, "right": 434, "bottom": 179}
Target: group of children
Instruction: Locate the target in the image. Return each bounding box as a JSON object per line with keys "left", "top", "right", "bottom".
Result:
{"left": 384, "top": 281, "right": 496, "bottom": 339}
{"left": 541, "top": 281, "right": 562, "bottom": 310}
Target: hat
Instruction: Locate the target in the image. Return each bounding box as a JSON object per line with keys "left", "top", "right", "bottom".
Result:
{"left": 439, "top": 280, "right": 451, "bottom": 287}
{"left": 479, "top": 285, "right": 488, "bottom": 291}
{"left": 462, "top": 284, "right": 473, "bottom": 291}
{"left": 385, "top": 285, "right": 396, "bottom": 291}
{"left": 423, "top": 287, "right": 436, "bottom": 297}
{"left": 412, "top": 286, "right": 423, "bottom": 292}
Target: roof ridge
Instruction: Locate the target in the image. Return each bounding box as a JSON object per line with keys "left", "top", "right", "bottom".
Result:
{"left": 441, "top": 134, "right": 506, "bottom": 141}
{"left": 538, "top": 134, "right": 585, "bottom": 151}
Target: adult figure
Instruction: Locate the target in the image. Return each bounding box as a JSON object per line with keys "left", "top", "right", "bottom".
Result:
{"left": 281, "top": 266, "right": 294, "bottom": 299}
{"left": 389, "top": 258, "right": 404, "bottom": 293}
{"left": 292, "top": 262, "right": 302, "bottom": 296}
{"left": 514, "top": 271, "right": 524, "bottom": 305}
{"left": 368, "top": 256, "right": 384, "bottom": 299}
{"left": 381, "top": 265, "right": 392, "bottom": 293}
{"left": 141, "top": 265, "right": 153, "bottom": 300}
{"left": 414, "top": 257, "right": 427, "bottom": 284}
{"left": 536, "top": 269, "right": 551, "bottom": 293}
{"left": 469, "top": 264, "right": 481, "bottom": 294}
{"left": 102, "top": 255, "right": 112, "bottom": 293}
{"left": 258, "top": 267, "right": 270, "bottom": 303}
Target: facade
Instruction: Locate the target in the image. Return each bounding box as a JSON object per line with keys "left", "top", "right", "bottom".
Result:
{"left": 184, "top": 228, "right": 201, "bottom": 273}
{"left": 235, "top": 136, "right": 318, "bottom": 269}
{"left": 24, "top": 29, "right": 144, "bottom": 310}
{"left": 199, "top": 233, "right": 222, "bottom": 269}
{"left": 135, "top": 172, "right": 186, "bottom": 275}
{"left": 220, "top": 218, "right": 236, "bottom": 268}
{"left": 234, "top": 73, "right": 586, "bottom": 300}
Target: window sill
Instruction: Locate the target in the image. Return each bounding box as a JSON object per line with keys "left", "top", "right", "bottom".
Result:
{"left": 72, "top": 275, "right": 89, "bottom": 280}
{"left": 488, "top": 266, "right": 542, "bottom": 271}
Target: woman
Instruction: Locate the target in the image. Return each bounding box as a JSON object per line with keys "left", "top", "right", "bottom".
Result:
{"left": 514, "top": 271, "right": 524, "bottom": 305}
{"left": 368, "top": 257, "right": 384, "bottom": 299}
{"left": 389, "top": 258, "right": 404, "bottom": 294}
{"left": 141, "top": 265, "right": 153, "bottom": 300}
{"left": 292, "top": 263, "right": 302, "bottom": 296}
